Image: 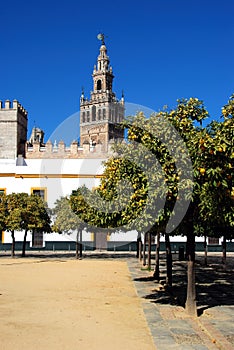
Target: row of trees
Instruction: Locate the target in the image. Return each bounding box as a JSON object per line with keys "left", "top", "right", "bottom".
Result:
{"left": 0, "top": 194, "right": 84, "bottom": 259}
{"left": 69, "top": 94, "right": 234, "bottom": 316}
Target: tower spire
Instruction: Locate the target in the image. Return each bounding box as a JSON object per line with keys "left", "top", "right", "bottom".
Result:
{"left": 92, "top": 37, "right": 114, "bottom": 95}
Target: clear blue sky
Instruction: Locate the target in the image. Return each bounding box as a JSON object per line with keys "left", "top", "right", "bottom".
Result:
{"left": 1, "top": 0, "right": 233, "bottom": 143}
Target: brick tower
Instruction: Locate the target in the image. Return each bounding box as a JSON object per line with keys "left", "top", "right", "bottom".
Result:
{"left": 80, "top": 36, "right": 124, "bottom": 151}
{"left": 0, "top": 100, "right": 28, "bottom": 159}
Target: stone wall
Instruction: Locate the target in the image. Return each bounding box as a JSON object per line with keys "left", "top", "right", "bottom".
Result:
{"left": 0, "top": 100, "right": 28, "bottom": 159}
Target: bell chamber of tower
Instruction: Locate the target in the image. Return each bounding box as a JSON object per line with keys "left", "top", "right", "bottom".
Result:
{"left": 80, "top": 40, "right": 125, "bottom": 151}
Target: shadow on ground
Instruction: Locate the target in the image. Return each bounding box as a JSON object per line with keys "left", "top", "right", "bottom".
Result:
{"left": 134, "top": 254, "right": 234, "bottom": 316}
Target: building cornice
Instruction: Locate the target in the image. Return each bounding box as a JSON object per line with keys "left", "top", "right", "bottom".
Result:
{"left": 0, "top": 173, "right": 103, "bottom": 179}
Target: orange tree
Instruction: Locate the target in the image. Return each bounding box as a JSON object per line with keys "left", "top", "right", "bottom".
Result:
{"left": 0, "top": 193, "right": 51, "bottom": 257}
{"left": 3, "top": 193, "right": 27, "bottom": 257}
{"left": 194, "top": 95, "right": 234, "bottom": 262}
{"left": 21, "top": 194, "right": 51, "bottom": 257}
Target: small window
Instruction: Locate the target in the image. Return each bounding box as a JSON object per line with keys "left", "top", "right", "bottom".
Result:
{"left": 98, "top": 109, "right": 101, "bottom": 120}
{"left": 31, "top": 187, "right": 47, "bottom": 201}
{"left": 82, "top": 112, "right": 85, "bottom": 123}
{"left": 208, "top": 237, "right": 219, "bottom": 245}
{"left": 87, "top": 111, "right": 90, "bottom": 122}
{"left": 0, "top": 188, "right": 6, "bottom": 195}
{"left": 103, "top": 109, "right": 106, "bottom": 119}
{"left": 97, "top": 80, "right": 102, "bottom": 90}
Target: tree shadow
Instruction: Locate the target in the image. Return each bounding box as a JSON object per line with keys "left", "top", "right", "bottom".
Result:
{"left": 134, "top": 276, "right": 156, "bottom": 282}
{"left": 133, "top": 255, "right": 234, "bottom": 316}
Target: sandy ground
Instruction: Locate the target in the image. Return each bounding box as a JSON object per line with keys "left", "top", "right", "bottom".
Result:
{"left": 0, "top": 257, "right": 155, "bottom": 350}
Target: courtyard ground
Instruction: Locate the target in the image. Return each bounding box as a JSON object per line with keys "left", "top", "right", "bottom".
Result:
{"left": 0, "top": 257, "right": 155, "bottom": 350}
{"left": 0, "top": 252, "right": 234, "bottom": 350}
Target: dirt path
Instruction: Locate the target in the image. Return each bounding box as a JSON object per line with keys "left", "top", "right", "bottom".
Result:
{"left": 0, "top": 258, "right": 155, "bottom": 350}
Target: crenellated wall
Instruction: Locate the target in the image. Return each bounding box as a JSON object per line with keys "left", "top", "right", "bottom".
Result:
{"left": 25, "top": 139, "right": 113, "bottom": 159}
{"left": 0, "top": 99, "right": 28, "bottom": 116}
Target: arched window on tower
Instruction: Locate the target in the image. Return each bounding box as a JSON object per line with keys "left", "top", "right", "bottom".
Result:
{"left": 97, "top": 80, "right": 102, "bottom": 90}
{"left": 82, "top": 112, "right": 85, "bottom": 123}
{"left": 103, "top": 109, "right": 106, "bottom": 119}
{"left": 87, "top": 111, "right": 90, "bottom": 122}
{"left": 98, "top": 109, "right": 101, "bottom": 120}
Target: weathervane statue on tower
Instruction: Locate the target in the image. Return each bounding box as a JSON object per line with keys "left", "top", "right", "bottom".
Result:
{"left": 97, "top": 33, "right": 105, "bottom": 45}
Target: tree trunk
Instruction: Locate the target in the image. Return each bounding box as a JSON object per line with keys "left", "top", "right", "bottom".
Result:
{"left": 136, "top": 234, "right": 141, "bottom": 258}
{"left": 76, "top": 229, "right": 79, "bottom": 259}
{"left": 139, "top": 239, "right": 142, "bottom": 262}
{"left": 222, "top": 234, "right": 227, "bottom": 270}
{"left": 11, "top": 230, "right": 15, "bottom": 258}
{"left": 147, "top": 232, "right": 152, "bottom": 270}
{"left": 79, "top": 229, "right": 83, "bottom": 258}
{"left": 185, "top": 230, "right": 197, "bottom": 316}
{"left": 142, "top": 232, "right": 147, "bottom": 266}
{"left": 22, "top": 230, "right": 28, "bottom": 257}
{"left": 153, "top": 231, "right": 160, "bottom": 281}
{"left": 204, "top": 235, "right": 208, "bottom": 266}
{"left": 165, "top": 233, "right": 172, "bottom": 287}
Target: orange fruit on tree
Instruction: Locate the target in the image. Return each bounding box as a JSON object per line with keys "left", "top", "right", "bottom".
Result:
{"left": 199, "top": 168, "right": 206, "bottom": 175}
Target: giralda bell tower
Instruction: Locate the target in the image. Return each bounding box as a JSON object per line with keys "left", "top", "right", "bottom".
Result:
{"left": 80, "top": 34, "right": 125, "bottom": 151}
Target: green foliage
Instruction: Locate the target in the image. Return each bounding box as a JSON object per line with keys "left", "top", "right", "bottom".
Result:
{"left": 53, "top": 196, "right": 83, "bottom": 233}
{"left": 221, "top": 94, "right": 234, "bottom": 119}
{"left": 0, "top": 192, "right": 51, "bottom": 234}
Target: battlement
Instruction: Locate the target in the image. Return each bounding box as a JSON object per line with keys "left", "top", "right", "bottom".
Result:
{"left": 25, "top": 139, "right": 114, "bottom": 159}
{"left": 0, "top": 99, "right": 28, "bottom": 118}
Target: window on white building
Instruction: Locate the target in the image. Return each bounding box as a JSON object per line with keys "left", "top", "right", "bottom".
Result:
{"left": 31, "top": 187, "right": 47, "bottom": 201}
{"left": 208, "top": 237, "right": 219, "bottom": 245}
